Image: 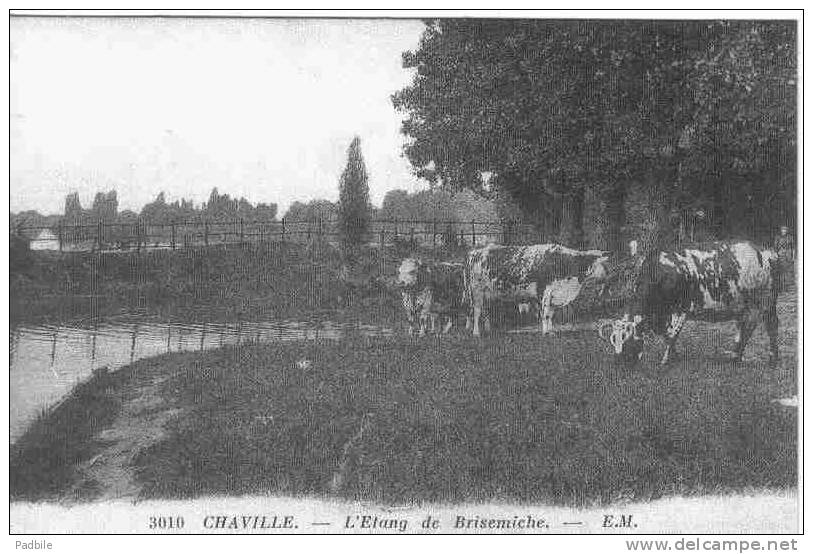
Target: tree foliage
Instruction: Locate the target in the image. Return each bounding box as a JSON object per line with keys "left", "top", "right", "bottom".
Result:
{"left": 284, "top": 199, "right": 338, "bottom": 225}
{"left": 380, "top": 187, "right": 498, "bottom": 226}
{"left": 393, "top": 19, "right": 796, "bottom": 249}
{"left": 91, "top": 191, "right": 118, "bottom": 224}
{"left": 137, "top": 188, "right": 278, "bottom": 224}
{"left": 337, "top": 136, "right": 371, "bottom": 248}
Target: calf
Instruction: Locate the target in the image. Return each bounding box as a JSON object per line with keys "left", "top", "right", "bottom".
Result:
{"left": 599, "top": 240, "right": 779, "bottom": 365}
{"left": 464, "top": 243, "right": 610, "bottom": 336}
{"left": 396, "top": 258, "right": 466, "bottom": 335}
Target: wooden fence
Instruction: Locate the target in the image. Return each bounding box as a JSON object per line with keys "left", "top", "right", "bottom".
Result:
{"left": 13, "top": 217, "right": 549, "bottom": 253}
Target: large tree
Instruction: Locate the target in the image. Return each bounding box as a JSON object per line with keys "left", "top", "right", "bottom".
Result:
{"left": 393, "top": 19, "right": 796, "bottom": 251}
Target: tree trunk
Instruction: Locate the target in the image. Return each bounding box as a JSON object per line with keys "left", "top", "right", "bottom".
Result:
{"left": 557, "top": 187, "right": 584, "bottom": 248}
{"left": 594, "top": 181, "right": 626, "bottom": 254}
{"left": 639, "top": 167, "right": 675, "bottom": 258}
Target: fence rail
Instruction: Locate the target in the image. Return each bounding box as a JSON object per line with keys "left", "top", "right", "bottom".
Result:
{"left": 14, "top": 211, "right": 757, "bottom": 254}
{"left": 12, "top": 217, "right": 548, "bottom": 253}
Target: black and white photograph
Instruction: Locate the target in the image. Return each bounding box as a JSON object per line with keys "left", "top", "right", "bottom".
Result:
{"left": 8, "top": 10, "right": 801, "bottom": 538}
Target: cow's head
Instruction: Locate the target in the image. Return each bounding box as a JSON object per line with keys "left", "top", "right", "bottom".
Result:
{"left": 397, "top": 258, "right": 423, "bottom": 289}
{"left": 599, "top": 314, "right": 644, "bottom": 364}
{"left": 586, "top": 255, "right": 610, "bottom": 281}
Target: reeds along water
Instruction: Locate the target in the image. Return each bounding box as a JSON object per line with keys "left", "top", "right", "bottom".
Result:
{"left": 10, "top": 318, "right": 393, "bottom": 443}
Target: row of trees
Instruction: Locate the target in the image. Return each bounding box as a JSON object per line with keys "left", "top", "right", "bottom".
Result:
{"left": 59, "top": 188, "right": 279, "bottom": 228}
{"left": 50, "top": 189, "right": 277, "bottom": 246}
{"left": 13, "top": 135, "right": 503, "bottom": 249}
{"left": 392, "top": 19, "right": 796, "bottom": 252}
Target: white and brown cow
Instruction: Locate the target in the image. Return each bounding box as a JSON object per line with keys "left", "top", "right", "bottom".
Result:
{"left": 599, "top": 240, "right": 779, "bottom": 365}
{"left": 397, "top": 258, "right": 466, "bottom": 335}
{"left": 464, "top": 243, "right": 610, "bottom": 336}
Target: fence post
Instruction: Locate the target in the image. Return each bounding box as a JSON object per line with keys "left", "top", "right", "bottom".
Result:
{"left": 281, "top": 218, "right": 286, "bottom": 243}
{"left": 240, "top": 218, "right": 245, "bottom": 245}
{"left": 97, "top": 220, "right": 104, "bottom": 251}
{"left": 471, "top": 219, "right": 476, "bottom": 246}
{"left": 171, "top": 223, "right": 176, "bottom": 250}
{"left": 204, "top": 221, "right": 209, "bottom": 247}
{"left": 58, "top": 222, "right": 63, "bottom": 253}
{"left": 432, "top": 219, "right": 437, "bottom": 251}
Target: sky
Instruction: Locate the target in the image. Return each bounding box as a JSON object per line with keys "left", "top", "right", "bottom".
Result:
{"left": 10, "top": 16, "right": 428, "bottom": 217}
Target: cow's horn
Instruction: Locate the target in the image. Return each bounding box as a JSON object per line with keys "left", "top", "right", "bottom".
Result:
{"left": 598, "top": 321, "right": 614, "bottom": 341}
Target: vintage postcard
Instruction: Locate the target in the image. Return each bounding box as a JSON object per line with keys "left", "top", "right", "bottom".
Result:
{"left": 8, "top": 10, "right": 801, "bottom": 541}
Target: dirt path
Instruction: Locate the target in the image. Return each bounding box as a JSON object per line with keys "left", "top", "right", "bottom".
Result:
{"left": 64, "top": 375, "right": 184, "bottom": 503}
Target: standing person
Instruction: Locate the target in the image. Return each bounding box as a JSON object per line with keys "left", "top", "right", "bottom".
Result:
{"left": 774, "top": 226, "right": 795, "bottom": 290}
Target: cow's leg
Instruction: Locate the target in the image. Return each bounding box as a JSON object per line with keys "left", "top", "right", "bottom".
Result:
{"left": 442, "top": 316, "right": 453, "bottom": 334}
{"left": 483, "top": 305, "right": 492, "bottom": 333}
{"left": 733, "top": 308, "right": 761, "bottom": 361}
{"left": 472, "top": 295, "right": 483, "bottom": 337}
{"left": 534, "top": 299, "right": 543, "bottom": 327}
{"left": 402, "top": 293, "right": 416, "bottom": 336}
{"left": 763, "top": 303, "right": 780, "bottom": 363}
{"left": 418, "top": 306, "right": 429, "bottom": 337}
{"left": 540, "top": 286, "right": 554, "bottom": 335}
{"left": 464, "top": 286, "right": 473, "bottom": 331}
{"left": 661, "top": 312, "right": 687, "bottom": 365}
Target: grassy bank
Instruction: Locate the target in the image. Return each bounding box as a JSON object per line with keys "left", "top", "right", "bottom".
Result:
{"left": 10, "top": 295, "right": 797, "bottom": 505}
{"left": 9, "top": 366, "right": 121, "bottom": 502}
{"left": 9, "top": 241, "right": 419, "bottom": 327}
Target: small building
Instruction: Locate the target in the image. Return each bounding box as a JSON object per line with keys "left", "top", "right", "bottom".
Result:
{"left": 29, "top": 228, "right": 60, "bottom": 251}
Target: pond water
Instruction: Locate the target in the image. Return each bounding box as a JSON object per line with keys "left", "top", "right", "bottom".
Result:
{"left": 9, "top": 317, "right": 392, "bottom": 443}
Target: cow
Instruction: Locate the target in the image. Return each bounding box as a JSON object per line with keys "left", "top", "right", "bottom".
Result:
{"left": 598, "top": 240, "right": 779, "bottom": 366}
{"left": 396, "top": 258, "right": 466, "bottom": 336}
{"left": 464, "top": 243, "right": 610, "bottom": 336}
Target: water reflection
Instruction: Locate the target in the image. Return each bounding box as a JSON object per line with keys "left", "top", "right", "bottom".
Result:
{"left": 10, "top": 317, "right": 392, "bottom": 443}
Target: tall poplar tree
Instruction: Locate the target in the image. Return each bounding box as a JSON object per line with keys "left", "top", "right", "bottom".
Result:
{"left": 337, "top": 136, "right": 371, "bottom": 249}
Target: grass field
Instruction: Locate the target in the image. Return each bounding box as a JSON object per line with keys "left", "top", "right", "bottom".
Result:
{"left": 10, "top": 290, "right": 797, "bottom": 506}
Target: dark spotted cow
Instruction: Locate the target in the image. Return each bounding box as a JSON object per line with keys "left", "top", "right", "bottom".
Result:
{"left": 464, "top": 243, "right": 610, "bottom": 336}
{"left": 396, "top": 258, "right": 466, "bottom": 335}
{"left": 599, "top": 240, "right": 779, "bottom": 365}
